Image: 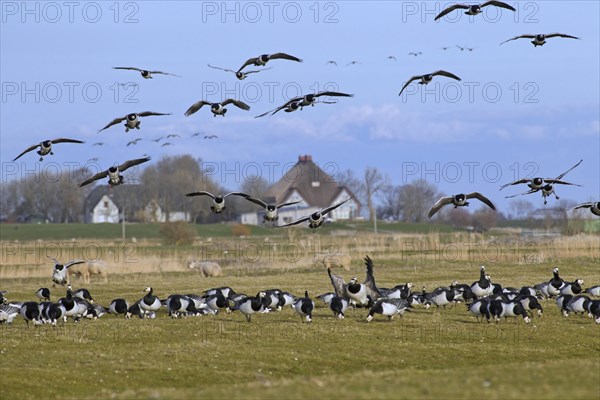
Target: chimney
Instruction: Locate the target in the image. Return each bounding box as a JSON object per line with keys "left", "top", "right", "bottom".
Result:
{"left": 298, "top": 154, "right": 312, "bottom": 162}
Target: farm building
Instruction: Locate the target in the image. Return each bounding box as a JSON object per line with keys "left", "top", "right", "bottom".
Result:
{"left": 83, "top": 185, "right": 191, "bottom": 223}
{"left": 241, "top": 155, "right": 361, "bottom": 225}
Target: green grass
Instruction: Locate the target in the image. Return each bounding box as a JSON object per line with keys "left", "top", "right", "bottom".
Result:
{"left": 1, "top": 258, "right": 599, "bottom": 399}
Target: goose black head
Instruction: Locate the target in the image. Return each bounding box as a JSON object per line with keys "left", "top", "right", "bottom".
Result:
{"left": 595, "top": 202, "right": 600, "bottom": 209}
{"left": 455, "top": 194, "right": 466, "bottom": 202}
{"left": 127, "top": 113, "right": 137, "bottom": 121}
{"left": 290, "top": 102, "right": 300, "bottom": 110}
{"left": 236, "top": 72, "right": 244, "bottom": 79}
{"left": 266, "top": 205, "right": 276, "bottom": 212}
{"left": 259, "top": 54, "right": 269, "bottom": 63}
{"left": 469, "top": 5, "right": 481, "bottom": 13}
{"left": 141, "top": 70, "right": 150, "bottom": 77}
{"left": 532, "top": 177, "right": 543, "bottom": 186}
{"left": 536, "top": 34, "right": 545, "bottom": 41}
{"left": 108, "top": 166, "right": 118, "bottom": 174}
{"left": 349, "top": 277, "right": 358, "bottom": 285}
{"left": 257, "top": 291, "right": 266, "bottom": 298}
{"left": 304, "top": 94, "right": 315, "bottom": 103}
{"left": 42, "top": 140, "right": 52, "bottom": 147}
{"left": 214, "top": 197, "right": 224, "bottom": 204}
{"left": 144, "top": 286, "right": 153, "bottom": 293}
{"left": 310, "top": 212, "right": 322, "bottom": 221}
{"left": 55, "top": 264, "right": 64, "bottom": 271}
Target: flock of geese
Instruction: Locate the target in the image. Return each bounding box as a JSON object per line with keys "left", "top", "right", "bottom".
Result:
{"left": 1, "top": 256, "right": 599, "bottom": 326}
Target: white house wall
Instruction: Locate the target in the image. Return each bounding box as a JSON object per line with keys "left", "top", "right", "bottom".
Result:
{"left": 92, "top": 195, "right": 120, "bottom": 223}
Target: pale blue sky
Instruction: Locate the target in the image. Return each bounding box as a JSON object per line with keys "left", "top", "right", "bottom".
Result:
{"left": 1, "top": 1, "right": 599, "bottom": 212}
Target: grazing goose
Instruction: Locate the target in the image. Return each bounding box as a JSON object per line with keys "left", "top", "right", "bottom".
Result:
{"left": 533, "top": 282, "right": 551, "bottom": 299}
{"left": 547, "top": 268, "right": 565, "bottom": 297}
{"left": 20, "top": 302, "right": 42, "bottom": 327}
{"left": 499, "top": 300, "right": 531, "bottom": 323}
{"left": 113, "top": 66, "right": 180, "bottom": 78}
{"left": 398, "top": 70, "right": 461, "bottom": 96}
{"left": 573, "top": 202, "right": 600, "bottom": 217}
{"left": 184, "top": 191, "right": 250, "bottom": 214}
{"left": 517, "top": 295, "right": 543, "bottom": 317}
{"left": 13, "top": 138, "right": 84, "bottom": 162}
{"left": 329, "top": 296, "right": 349, "bottom": 319}
{"left": 519, "top": 286, "right": 537, "bottom": 297}
{"left": 0, "top": 303, "right": 21, "bottom": 324}
{"left": 237, "top": 52, "right": 302, "bottom": 72}
{"left": 204, "top": 292, "right": 231, "bottom": 314}
{"left": 140, "top": 287, "right": 162, "bottom": 318}
{"left": 0, "top": 290, "right": 7, "bottom": 304}
{"left": 450, "top": 281, "right": 477, "bottom": 304}
{"left": 434, "top": 1, "right": 516, "bottom": 21}
{"left": 276, "top": 198, "right": 351, "bottom": 229}
{"left": 367, "top": 299, "right": 410, "bottom": 322}
{"left": 204, "top": 287, "right": 237, "bottom": 300}
{"left": 555, "top": 294, "right": 573, "bottom": 316}
{"left": 208, "top": 63, "right": 271, "bottom": 80}
{"left": 125, "top": 300, "right": 144, "bottom": 319}
{"left": 232, "top": 292, "right": 267, "bottom": 322}
{"left": 85, "top": 303, "right": 107, "bottom": 319}
{"left": 467, "top": 298, "right": 490, "bottom": 322}
{"left": 293, "top": 291, "right": 315, "bottom": 322}
{"left": 470, "top": 266, "right": 494, "bottom": 298}
{"left": 560, "top": 279, "right": 584, "bottom": 296}
{"left": 585, "top": 286, "right": 600, "bottom": 297}
{"left": 316, "top": 292, "right": 336, "bottom": 305}
{"left": 50, "top": 257, "right": 85, "bottom": 287}
{"left": 585, "top": 300, "right": 600, "bottom": 323}
{"left": 79, "top": 157, "right": 151, "bottom": 187}
{"left": 428, "top": 193, "right": 495, "bottom": 218}
{"left": 165, "top": 294, "right": 194, "bottom": 318}
{"left": 501, "top": 160, "right": 583, "bottom": 205}
{"left": 239, "top": 196, "right": 301, "bottom": 222}
{"left": 109, "top": 299, "right": 130, "bottom": 317}
{"left": 424, "top": 287, "right": 455, "bottom": 309}
{"left": 98, "top": 111, "right": 171, "bottom": 133}
{"left": 381, "top": 283, "right": 413, "bottom": 299}
{"left": 59, "top": 285, "right": 88, "bottom": 322}
{"left": 277, "top": 292, "right": 296, "bottom": 310}
{"left": 73, "top": 288, "right": 94, "bottom": 303}
{"left": 563, "top": 295, "right": 591, "bottom": 317}
{"left": 35, "top": 288, "right": 51, "bottom": 302}
{"left": 184, "top": 99, "right": 250, "bottom": 117}
{"left": 500, "top": 33, "right": 580, "bottom": 47}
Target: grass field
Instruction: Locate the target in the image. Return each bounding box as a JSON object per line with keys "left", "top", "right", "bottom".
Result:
{"left": 1, "top": 234, "right": 599, "bottom": 400}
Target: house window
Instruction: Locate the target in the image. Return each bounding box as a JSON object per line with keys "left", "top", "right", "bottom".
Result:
{"left": 311, "top": 181, "right": 320, "bottom": 187}
{"left": 104, "top": 201, "right": 109, "bottom": 208}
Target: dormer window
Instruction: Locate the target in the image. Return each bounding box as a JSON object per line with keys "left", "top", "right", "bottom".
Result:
{"left": 311, "top": 181, "right": 320, "bottom": 187}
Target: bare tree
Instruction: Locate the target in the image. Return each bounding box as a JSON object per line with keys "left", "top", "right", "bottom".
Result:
{"left": 509, "top": 199, "right": 534, "bottom": 220}
{"left": 363, "top": 167, "right": 389, "bottom": 222}
{"left": 471, "top": 208, "right": 497, "bottom": 232}
{"left": 236, "top": 175, "right": 270, "bottom": 214}
{"left": 398, "top": 180, "right": 440, "bottom": 223}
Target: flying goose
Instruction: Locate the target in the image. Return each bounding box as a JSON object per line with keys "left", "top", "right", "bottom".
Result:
{"left": 398, "top": 70, "right": 461, "bottom": 96}
{"left": 98, "top": 112, "right": 171, "bottom": 133}
{"left": 434, "top": 1, "right": 516, "bottom": 21}
{"left": 126, "top": 138, "right": 142, "bottom": 146}
{"left": 240, "top": 196, "right": 301, "bottom": 222}
{"left": 408, "top": 52, "right": 422, "bottom": 56}
{"left": 326, "top": 60, "right": 338, "bottom": 66}
{"left": 255, "top": 91, "right": 352, "bottom": 118}
{"left": 184, "top": 191, "right": 250, "bottom": 214}
{"left": 275, "top": 198, "right": 351, "bottom": 229}
{"left": 49, "top": 257, "right": 85, "bottom": 286}
{"left": 428, "top": 193, "right": 495, "bottom": 218}
{"left": 185, "top": 99, "right": 250, "bottom": 117}
{"left": 500, "top": 33, "right": 580, "bottom": 47}
{"left": 572, "top": 202, "right": 600, "bottom": 216}
{"left": 204, "top": 135, "right": 218, "bottom": 139}
{"left": 208, "top": 63, "right": 271, "bottom": 80}
{"left": 501, "top": 159, "right": 582, "bottom": 204}
{"left": 13, "top": 138, "right": 84, "bottom": 162}
{"left": 387, "top": 56, "right": 397, "bottom": 61}
{"left": 237, "top": 52, "right": 302, "bottom": 72}
{"left": 79, "top": 156, "right": 151, "bottom": 187}
{"left": 113, "top": 66, "right": 180, "bottom": 79}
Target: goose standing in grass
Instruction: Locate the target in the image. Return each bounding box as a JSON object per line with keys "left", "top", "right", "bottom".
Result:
{"left": 316, "top": 292, "right": 336, "bottom": 305}
{"left": 547, "top": 268, "right": 565, "bottom": 297}
{"left": 366, "top": 298, "right": 410, "bottom": 322}
{"left": 109, "top": 299, "right": 130, "bottom": 317}
{"left": 467, "top": 298, "right": 491, "bottom": 322}
{"left": 425, "top": 287, "right": 455, "bottom": 309}
{"left": 398, "top": 70, "right": 461, "bottom": 96}
{"left": 73, "top": 288, "right": 94, "bottom": 303}
{"left": 499, "top": 300, "right": 531, "bottom": 323}
{"left": 500, "top": 33, "right": 580, "bottom": 47}
{"left": 434, "top": 1, "right": 516, "bottom": 21}
{"left": 13, "top": 138, "right": 84, "bottom": 162}
{"left": 40, "top": 302, "right": 66, "bottom": 326}
{"left": 184, "top": 191, "right": 250, "bottom": 214}
{"left": 139, "top": 287, "right": 162, "bottom": 318}
{"left": 204, "top": 292, "right": 231, "bottom": 314}
{"left": 79, "top": 157, "right": 151, "bottom": 187}
{"left": 35, "top": 288, "right": 51, "bottom": 302}
{"left": 0, "top": 303, "right": 21, "bottom": 324}
{"left": 329, "top": 296, "right": 349, "bottom": 319}
{"left": 20, "top": 302, "right": 42, "bottom": 327}
{"left": 563, "top": 295, "right": 591, "bottom": 317}
{"left": 237, "top": 52, "right": 302, "bottom": 73}
{"left": 293, "top": 291, "right": 315, "bottom": 323}
{"left": 585, "top": 300, "right": 600, "bottom": 323}
{"left": 98, "top": 111, "right": 171, "bottom": 133}
{"left": 585, "top": 286, "right": 600, "bottom": 297}
{"left": 165, "top": 294, "right": 194, "bottom": 318}
{"left": 59, "top": 285, "right": 88, "bottom": 322}
{"left": 517, "top": 295, "right": 543, "bottom": 317}
{"left": 560, "top": 279, "right": 584, "bottom": 296}
{"left": 345, "top": 256, "right": 381, "bottom": 307}
{"left": 428, "top": 193, "right": 495, "bottom": 218}
{"left": 470, "top": 266, "right": 494, "bottom": 298}
{"left": 232, "top": 292, "right": 267, "bottom": 322}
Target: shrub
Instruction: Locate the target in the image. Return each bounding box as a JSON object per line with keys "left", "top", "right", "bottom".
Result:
{"left": 231, "top": 224, "right": 251, "bottom": 237}
{"left": 159, "top": 222, "right": 197, "bottom": 245}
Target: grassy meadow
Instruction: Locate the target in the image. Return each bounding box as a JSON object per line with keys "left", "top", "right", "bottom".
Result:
{"left": 0, "top": 225, "right": 599, "bottom": 399}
